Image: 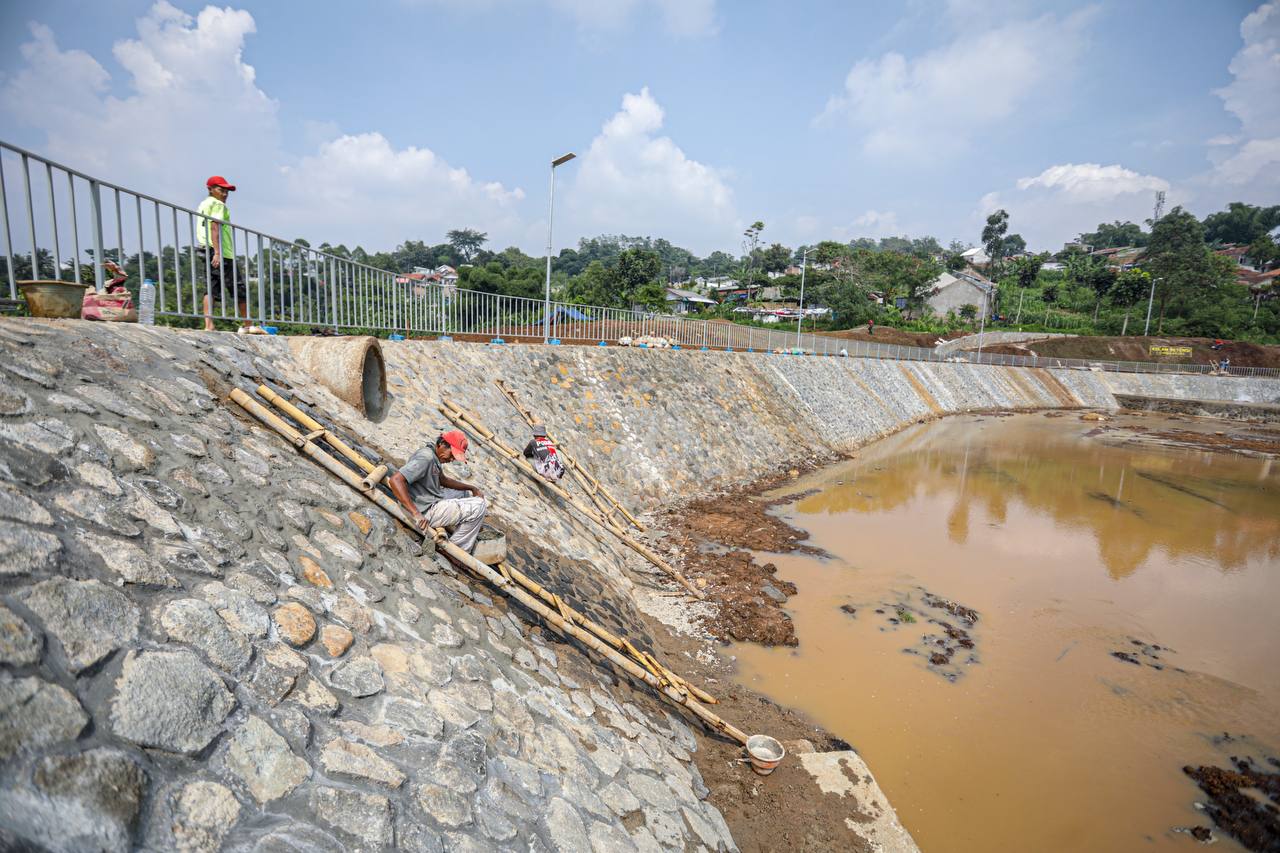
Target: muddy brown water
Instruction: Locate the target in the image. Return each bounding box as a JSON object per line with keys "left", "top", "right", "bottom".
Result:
{"left": 731, "top": 412, "right": 1280, "bottom": 853}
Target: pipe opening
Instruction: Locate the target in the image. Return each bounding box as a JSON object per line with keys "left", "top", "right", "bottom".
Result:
{"left": 361, "top": 344, "right": 387, "bottom": 421}
{"left": 287, "top": 336, "right": 389, "bottom": 422}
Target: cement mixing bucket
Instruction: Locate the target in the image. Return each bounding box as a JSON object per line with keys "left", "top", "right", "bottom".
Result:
{"left": 746, "top": 734, "right": 785, "bottom": 775}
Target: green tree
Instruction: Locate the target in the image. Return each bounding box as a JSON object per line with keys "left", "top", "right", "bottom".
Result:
{"left": 1109, "top": 268, "right": 1151, "bottom": 335}
{"left": 1003, "top": 233, "right": 1027, "bottom": 255}
{"left": 981, "top": 210, "right": 1009, "bottom": 279}
{"left": 741, "top": 221, "right": 765, "bottom": 297}
{"left": 760, "top": 243, "right": 792, "bottom": 273}
{"left": 958, "top": 303, "right": 977, "bottom": 322}
{"left": 1080, "top": 221, "right": 1149, "bottom": 249}
{"left": 1042, "top": 282, "right": 1059, "bottom": 325}
{"left": 446, "top": 228, "right": 488, "bottom": 262}
{"left": 945, "top": 253, "right": 967, "bottom": 272}
{"left": 1248, "top": 233, "right": 1279, "bottom": 269}
{"left": 1145, "top": 206, "right": 1229, "bottom": 332}
{"left": 1014, "top": 255, "right": 1044, "bottom": 289}
{"left": 1201, "top": 202, "right": 1280, "bottom": 245}
{"left": 1066, "top": 254, "right": 1117, "bottom": 321}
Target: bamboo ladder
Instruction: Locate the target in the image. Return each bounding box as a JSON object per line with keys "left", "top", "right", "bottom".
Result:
{"left": 229, "top": 386, "right": 744, "bottom": 743}
{"left": 493, "top": 379, "right": 645, "bottom": 533}
{"left": 437, "top": 398, "right": 705, "bottom": 599}
{"left": 253, "top": 385, "right": 712, "bottom": 702}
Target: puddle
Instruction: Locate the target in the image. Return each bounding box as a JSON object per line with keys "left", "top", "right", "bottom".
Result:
{"left": 731, "top": 413, "right": 1280, "bottom": 853}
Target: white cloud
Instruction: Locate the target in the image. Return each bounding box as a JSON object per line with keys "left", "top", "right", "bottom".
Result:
{"left": 552, "top": 0, "right": 718, "bottom": 36}
{"left": 0, "top": 3, "right": 527, "bottom": 252}
{"left": 978, "top": 163, "right": 1172, "bottom": 250}
{"left": 1205, "top": 3, "right": 1280, "bottom": 188}
{"left": 278, "top": 132, "right": 525, "bottom": 248}
{"left": 562, "top": 87, "right": 737, "bottom": 255}
{"left": 850, "top": 210, "right": 901, "bottom": 237}
{"left": 819, "top": 8, "right": 1095, "bottom": 160}
{"left": 1, "top": 2, "right": 280, "bottom": 206}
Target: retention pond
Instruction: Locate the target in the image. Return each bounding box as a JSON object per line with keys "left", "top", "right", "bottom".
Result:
{"left": 731, "top": 412, "right": 1280, "bottom": 853}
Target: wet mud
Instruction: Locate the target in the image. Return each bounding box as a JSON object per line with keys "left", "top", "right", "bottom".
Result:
{"left": 843, "top": 587, "right": 981, "bottom": 682}
{"left": 658, "top": 466, "right": 828, "bottom": 646}
{"left": 1183, "top": 753, "right": 1280, "bottom": 852}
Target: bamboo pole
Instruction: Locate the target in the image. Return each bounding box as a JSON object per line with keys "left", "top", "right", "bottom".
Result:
{"left": 492, "top": 558, "right": 717, "bottom": 705}
{"left": 228, "top": 387, "right": 745, "bottom": 744}
{"left": 253, "top": 386, "right": 714, "bottom": 702}
{"left": 494, "top": 379, "right": 645, "bottom": 532}
{"left": 256, "top": 384, "right": 376, "bottom": 476}
{"left": 438, "top": 399, "right": 705, "bottom": 599}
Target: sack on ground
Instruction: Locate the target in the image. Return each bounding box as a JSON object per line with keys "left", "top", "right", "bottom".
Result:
{"left": 82, "top": 287, "right": 137, "bottom": 322}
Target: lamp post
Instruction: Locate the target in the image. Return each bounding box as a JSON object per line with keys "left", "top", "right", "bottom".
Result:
{"left": 544, "top": 152, "right": 576, "bottom": 344}
{"left": 1143, "top": 276, "right": 1161, "bottom": 336}
{"left": 795, "top": 245, "right": 812, "bottom": 349}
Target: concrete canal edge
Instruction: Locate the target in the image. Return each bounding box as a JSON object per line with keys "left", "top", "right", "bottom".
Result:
{"left": 2, "top": 316, "right": 1276, "bottom": 852}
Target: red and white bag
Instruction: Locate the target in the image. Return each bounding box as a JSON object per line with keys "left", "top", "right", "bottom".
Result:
{"left": 82, "top": 262, "right": 138, "bottom": 322}
{"left": 82, "top": 286, "right": 136, "bottom": 322}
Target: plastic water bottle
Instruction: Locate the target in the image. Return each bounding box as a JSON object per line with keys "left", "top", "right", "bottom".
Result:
{"left": 139, "top": 279, "right": 156, "bottom": 326}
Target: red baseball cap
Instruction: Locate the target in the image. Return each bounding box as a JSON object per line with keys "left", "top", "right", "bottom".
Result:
{"left": 206, "top": 175, "right": 236, "bottom": 191}
{"left": 440, "top": 429, "right": 468, "bottom": 463}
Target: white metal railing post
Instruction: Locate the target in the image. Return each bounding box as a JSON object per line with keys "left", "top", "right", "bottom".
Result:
{"left": 20, "top": 154, "right": 38, "bottom": 279}
{"left": 89, "top": 179, "right": 105, "bottom": 292}
{"left": 257, "top": 234, "right": 266, "bottom": 323}
{"left": 44, "top": 163, "right": 62, "bottom": 280}
{"left": 0, "top": 156, "right": 16, "bottom": 297}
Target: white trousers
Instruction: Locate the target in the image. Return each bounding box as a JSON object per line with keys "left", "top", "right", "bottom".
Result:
{"left": 424, "top": 496, "right": 488, "bottom": 552}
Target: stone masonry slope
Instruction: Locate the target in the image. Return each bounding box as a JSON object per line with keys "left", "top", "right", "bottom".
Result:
{"left": 0, "top": 319, "right": 733, "bottom": 853}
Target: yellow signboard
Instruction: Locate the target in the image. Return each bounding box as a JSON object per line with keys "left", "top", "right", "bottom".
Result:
{"left": 1149, "top": 345, "right": 1192, "bottom": 357}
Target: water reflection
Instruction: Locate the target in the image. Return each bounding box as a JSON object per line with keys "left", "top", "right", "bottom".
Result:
{"left": 734, "top": 414, "right": 1280, "bottom": 853}
{"left": 794, "top": 416, "right": 1279, "bottom": 578}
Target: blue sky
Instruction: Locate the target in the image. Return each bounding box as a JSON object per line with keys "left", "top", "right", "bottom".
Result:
{"left": 1, "top": 1, "right": 1276, "bottom": 257}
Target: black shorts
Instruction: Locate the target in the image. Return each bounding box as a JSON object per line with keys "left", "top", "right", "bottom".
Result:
{"left": 195, "top": 249, "right": 244, "bottom": 305}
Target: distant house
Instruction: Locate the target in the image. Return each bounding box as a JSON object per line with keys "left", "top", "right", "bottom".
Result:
{"left": 961, "top": 246, "right": 990, "bottom": 267}
{"left": 664, "top": 287, "right": 717, "bottom": 315}
{"left": 1063, "top": 241, "right": 1094, "bottom": 254}
{"left": 1090, "top": 246, "right": 1146, "bottom": 270}
{"left": 434, "top": 265, "right": 460, "bottom": 287}
{"left": 924, "top": 270, "right": 996, "bottom": 317}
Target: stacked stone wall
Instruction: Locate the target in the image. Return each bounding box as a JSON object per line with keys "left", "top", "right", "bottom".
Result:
{"left": 4, "top": 318, "right": 1276, "bottom": 851}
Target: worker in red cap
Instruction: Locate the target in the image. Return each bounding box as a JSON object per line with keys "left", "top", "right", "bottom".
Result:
{"left": 389, "top": 429, "right": 488, "bottom": 552}
{"left": 197, "top": 175, "right": 259, "bottom": 334}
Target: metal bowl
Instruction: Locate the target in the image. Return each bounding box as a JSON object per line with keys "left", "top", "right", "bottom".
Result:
{"left": 18, "top": 280, "right": 89, "bottom": 319}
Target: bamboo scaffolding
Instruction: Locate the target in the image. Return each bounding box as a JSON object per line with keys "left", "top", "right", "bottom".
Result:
{"left": 228, "top": 387, "right": 746, "bottom": 744}
{"left": 437, "top": 399, "right": 705, "bottom": 600}
{"left": 250, "top": 387, "right": 711, "bottom": 701}
{"left": 494, "top": 379, "right": 645, "bottom": 532}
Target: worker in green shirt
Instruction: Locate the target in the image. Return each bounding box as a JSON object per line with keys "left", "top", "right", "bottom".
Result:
{"left": 197, "top": 176, "right": 259, "bottom": 333}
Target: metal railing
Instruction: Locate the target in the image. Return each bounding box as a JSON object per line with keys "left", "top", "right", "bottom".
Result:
{"left": 2, "top": 139, "right": 1278, "bottom": 379}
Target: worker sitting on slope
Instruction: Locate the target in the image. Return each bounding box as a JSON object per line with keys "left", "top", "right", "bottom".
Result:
{"left": 522, "top": 424, "right": 566, "bottom": 483}
{"left": 389, "top": 429, "right": 488, "bottom": 552}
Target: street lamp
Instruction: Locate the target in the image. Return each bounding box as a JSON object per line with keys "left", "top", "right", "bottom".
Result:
{"left": 795, "top": 245, "right": 812, "bottom": 349}
{"left": 544, "top": 152, "right": 577, "bottom": 344}
{"left": 1143, "top": 276, "right": 1161, "bottom": 336}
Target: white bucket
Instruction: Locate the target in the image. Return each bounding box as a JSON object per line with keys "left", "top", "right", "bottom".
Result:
{"left": 745, "top": 734, "right": 785, "bottom": 776}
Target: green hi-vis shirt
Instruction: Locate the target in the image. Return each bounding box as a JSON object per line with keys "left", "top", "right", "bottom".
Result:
{"left": 196, "top": 196, "right": 234, "bottom": 257}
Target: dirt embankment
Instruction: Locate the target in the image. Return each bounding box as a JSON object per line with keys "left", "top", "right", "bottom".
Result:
{"left": 978, "top": 335, "right": 1280, "bottom": 368}
{"left": 818, "top": 326, "right": 966, "bottom": 348}
{"left": 657, "top": 466, "right": 826, "bottom": 646}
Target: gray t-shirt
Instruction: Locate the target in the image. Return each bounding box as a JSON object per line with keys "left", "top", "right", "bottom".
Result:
{"left": 399, "top": 448, "right": 445, "bottom": 512}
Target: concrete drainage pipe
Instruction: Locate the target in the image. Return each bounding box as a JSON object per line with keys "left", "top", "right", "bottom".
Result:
{"left": 287, "top": 336, "right": 388, "bottom": 420}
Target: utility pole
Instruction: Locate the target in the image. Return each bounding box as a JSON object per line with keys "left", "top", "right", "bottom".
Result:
{"left": 543, "top": 152, "right": 577, "bottom": 344}
{"left": 795, "top": 245, "right": 810, "bottom": 350}
{"left": 1143, "top": 276, "right": 1160, "bottom": 336}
